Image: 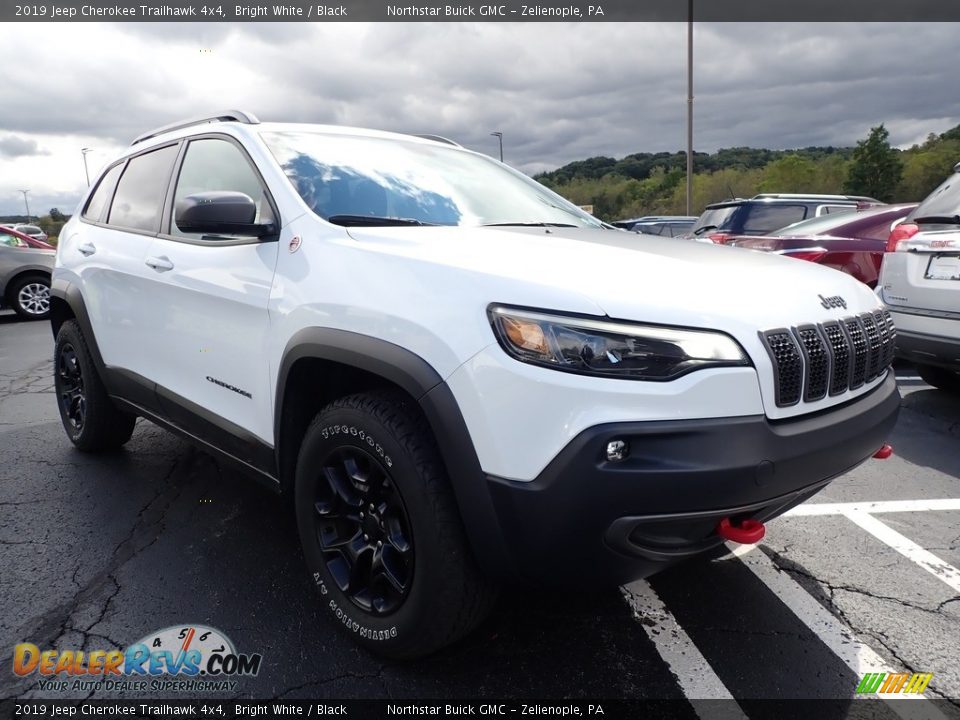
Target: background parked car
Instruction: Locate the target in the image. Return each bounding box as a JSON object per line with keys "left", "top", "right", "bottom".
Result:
{"left": 879, "top": 164, "right": 960, "bottom": 394}
{"left": 13, "top": 224, "right": 49, "bottom": 243}
{"left": 726, "top": 204, "right": 916, "bottom": 287}
{"left": 689, "top": 194, "right": 883, "bottom": 243}
{"left": 620, "top": 216, "right": 697, "bottom": 237}
{"left": 0, "top": 226, "right": 55, "bottom": 319}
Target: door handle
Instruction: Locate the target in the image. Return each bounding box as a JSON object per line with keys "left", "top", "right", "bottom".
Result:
{"left": 145, "top": 256, "right": 174, "bottom": 272}
{"left": 78, "top": 242, "right": 96, "bottom": 256}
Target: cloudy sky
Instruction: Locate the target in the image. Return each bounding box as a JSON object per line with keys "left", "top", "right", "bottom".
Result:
{"left": 1, "top": 22, "right": 958, "bottom": 216}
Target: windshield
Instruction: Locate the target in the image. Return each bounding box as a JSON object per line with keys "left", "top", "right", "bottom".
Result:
{"left": 261, "top": 131, "right": 603, "bottom": 229}
{"left": 691, "top": 205, "right": 738, "bottom": 234}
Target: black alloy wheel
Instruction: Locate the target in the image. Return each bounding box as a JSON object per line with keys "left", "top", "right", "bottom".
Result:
{"left": 57, "top": 343, "right": 86, "bottom": 433}
{"left": 313, "top": 446, "right": 414, "bottom": 615}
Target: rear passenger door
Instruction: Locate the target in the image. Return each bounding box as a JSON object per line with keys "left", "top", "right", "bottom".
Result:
{"left": 70, "top": 144, "right": 180, "bottom": 409}
{"left": 137, "top": 135, "right": 281, "bottom": 459}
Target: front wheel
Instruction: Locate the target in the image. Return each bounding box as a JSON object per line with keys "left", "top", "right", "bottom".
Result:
{"left": 295, "top": 392, "right": 496, "bottom": 659}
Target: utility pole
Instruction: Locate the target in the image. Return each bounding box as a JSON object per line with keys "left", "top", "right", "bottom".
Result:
{"left": 81, "top": 148, "right": 92, "bottom": 186}
{"left": 490, "top": 131, "right": 503, "bottom": 162}
{"left": 686, "top": 1, "right": 694, "bottom": 216}
{"left": 18, "top": 189, "right": 31, "bottom": 222}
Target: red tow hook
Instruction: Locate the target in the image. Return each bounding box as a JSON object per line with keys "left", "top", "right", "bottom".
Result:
{"left": 717, "top": 517, "right": 766, "bottom": 544}
{"left": 873, "top": 444, "right": 894, "bottom": 460}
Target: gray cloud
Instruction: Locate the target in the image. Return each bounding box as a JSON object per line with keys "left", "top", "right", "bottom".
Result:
{"left": 1, "top": 22, "right": 959, "bottom": 214}
{"left": 0, "top": 135, "right": 48, "bottom": 159}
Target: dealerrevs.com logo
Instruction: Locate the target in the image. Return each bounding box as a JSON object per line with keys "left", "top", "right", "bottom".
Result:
{"left": 12, "top": 625, "right": 262, "bottom": 693}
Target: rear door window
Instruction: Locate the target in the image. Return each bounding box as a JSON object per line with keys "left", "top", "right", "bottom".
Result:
{"left": 108, "top": 145, "right": 179, "bottom": 233}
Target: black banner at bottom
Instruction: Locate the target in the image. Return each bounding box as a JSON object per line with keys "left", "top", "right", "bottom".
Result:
{"left": 3, "top": 699, "right": 960, "bottom": 720}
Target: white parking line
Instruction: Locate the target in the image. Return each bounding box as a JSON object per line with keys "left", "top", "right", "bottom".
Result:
{"left": 842, "top": 510, "right": 960, "bottom": 595}
{"left": 741, "top": 550, "right": 948, "bottom": 718}
{"left": 786, "top": 498, "right": 960, "bottom": 516}
{"left": 621, "top": 580, "right": 747, "bottom": 717}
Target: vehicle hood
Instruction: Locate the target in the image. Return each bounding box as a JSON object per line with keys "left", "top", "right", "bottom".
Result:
{"left": 345, "top": 225, "right": 882, "bottom": 329}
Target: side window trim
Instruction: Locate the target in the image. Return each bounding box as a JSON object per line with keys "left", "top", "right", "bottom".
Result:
{"left": 81, "top": 161, "right": 125, "bottom": 225}
{"left": 160, "top": 132, "right": 281, "bottom": 246}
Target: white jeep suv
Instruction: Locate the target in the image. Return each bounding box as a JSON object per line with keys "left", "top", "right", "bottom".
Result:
{"left": 52, "top": 111, "right": 900, "bottom": 658}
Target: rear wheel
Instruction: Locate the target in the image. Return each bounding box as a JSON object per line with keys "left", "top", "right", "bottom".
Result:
{"left": 54, "top": 320, "right": 137, "bottom": 451}
{"left": 8, "top": 273, "right": 51, "bottom": 320}
{"left": 295, "top": 391, "right": 497, "bottom": 659}
{"left": 916, "top": 364, "right": 960, "bottom": 395}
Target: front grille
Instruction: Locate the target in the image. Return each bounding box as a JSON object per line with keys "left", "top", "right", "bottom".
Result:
{"left": 761, "top": 310, "right": 894, "bottom": 408}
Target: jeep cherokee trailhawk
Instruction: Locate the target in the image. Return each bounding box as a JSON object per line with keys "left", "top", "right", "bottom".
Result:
{"left": 51, "top": 111, "right": 900, "bottom": 658}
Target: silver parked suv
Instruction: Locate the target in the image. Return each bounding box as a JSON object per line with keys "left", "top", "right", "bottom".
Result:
{"left": 879, "top": 163, "right": 960, "bottom": 393}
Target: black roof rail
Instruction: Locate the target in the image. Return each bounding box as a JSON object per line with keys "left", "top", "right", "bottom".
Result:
{"left": 131, "top": 110, "right": 260, "bottom": 146}
{"left": 413, "top": 134, "right": 461, "bottom": 147}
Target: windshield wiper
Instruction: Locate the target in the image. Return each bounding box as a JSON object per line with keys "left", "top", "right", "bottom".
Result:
{"left": 693, "top": 224, "right": 718, "bottom": 236}
{"left": 482, "top": 222, "right": 578, "bottom": 228}
{"left": 327, "top": 214, "right": 437, "bottom": 227}
{"left": 913, "top": 215, "right": 960, "bottom": 225}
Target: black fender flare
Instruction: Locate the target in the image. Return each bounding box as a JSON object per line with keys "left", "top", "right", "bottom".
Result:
{"left": 275, "top": 327, "right": 517, "bottom": 581}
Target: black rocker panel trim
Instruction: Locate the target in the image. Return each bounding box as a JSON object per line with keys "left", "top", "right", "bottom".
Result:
{"left": 50, "top": 280, "right": 277, "bottom": 484}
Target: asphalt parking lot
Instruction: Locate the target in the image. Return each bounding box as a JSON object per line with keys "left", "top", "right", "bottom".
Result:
{"left": 1, "top": 311, "right": 959, "bottom": 712}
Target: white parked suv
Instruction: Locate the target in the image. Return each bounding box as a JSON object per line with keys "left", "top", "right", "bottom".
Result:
{"left": 880, "top": 163, "right": 960, "bottom": 394}
{"left": 52, "top": 111, "right": 900, "bottom": 658}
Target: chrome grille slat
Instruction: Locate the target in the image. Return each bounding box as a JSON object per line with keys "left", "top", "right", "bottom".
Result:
{"left": 761, "top": 310, "right": 894, "bottom": 408}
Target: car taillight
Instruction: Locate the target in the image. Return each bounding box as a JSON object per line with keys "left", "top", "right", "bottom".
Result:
{"left": 709, "top": 232, "right": 733, "bottom": 244}
{"left": 886, "top": 222, "right": 918, "bottom": 252}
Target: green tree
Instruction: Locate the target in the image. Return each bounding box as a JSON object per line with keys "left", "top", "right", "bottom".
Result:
{"left": 50, "top": 208, "right": 65, "bottom": 222}
{"left": 843, "top": 125, "right": 903, "bottom": 202}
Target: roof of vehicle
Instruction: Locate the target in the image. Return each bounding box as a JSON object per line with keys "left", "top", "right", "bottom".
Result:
{"left": 706, "top": 194, "right": 883, "bottom": 210}
{"left": 128, "top": 109, "right": 465, "bottom": 153}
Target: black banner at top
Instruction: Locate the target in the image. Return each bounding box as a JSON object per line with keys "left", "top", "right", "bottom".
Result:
{"left": 3, "top": 0, "right": 960, "bottom": 22}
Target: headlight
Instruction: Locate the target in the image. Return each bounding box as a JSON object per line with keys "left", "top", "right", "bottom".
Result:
{"left": 488, "top": 305, "right": 750, "bottom": 380}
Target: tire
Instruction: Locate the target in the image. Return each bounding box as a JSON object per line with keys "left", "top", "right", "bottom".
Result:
{"left": 8, "top": 273, "right": 51, "bottom": 320}
{"left": 54, "top": 320, "right": 137, "bottom": 451}
{"left": 916, "top": 364, "right": 960, "bottom": 395}
{"left": 295, "top": 391, "right": 497, "bottom": 659}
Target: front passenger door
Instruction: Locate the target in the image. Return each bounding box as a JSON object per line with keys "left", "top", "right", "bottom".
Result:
{"left": 137, "top": 136, "right": 281, "bottom": 464}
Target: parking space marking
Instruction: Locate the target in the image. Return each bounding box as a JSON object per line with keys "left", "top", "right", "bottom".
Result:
{"left": 842, "top": 510, "right": 960, "bottom": 595}
{"left": 786, "top": 499, "right": 960, "bottom": 516}
{"left": 740, "top": 551, "right": 949, "bottom": 718}
{"left": 621, "top": 580, "right": 747, "bottom": 716}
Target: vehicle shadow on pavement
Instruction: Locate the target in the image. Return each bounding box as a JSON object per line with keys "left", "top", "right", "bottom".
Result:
{"left": 893, "top": 388, "right": 960, "bottom": 478}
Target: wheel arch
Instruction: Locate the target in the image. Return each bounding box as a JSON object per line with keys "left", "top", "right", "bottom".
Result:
{"left": 275, "top": 328, "right": 516, "bottom": 580}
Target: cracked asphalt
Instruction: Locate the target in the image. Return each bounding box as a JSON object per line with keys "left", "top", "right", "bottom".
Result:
{"left": 1, "top": 311, "right": 959, "bottom": 705}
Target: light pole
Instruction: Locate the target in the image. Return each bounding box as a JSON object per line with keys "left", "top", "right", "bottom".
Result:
{"left": 490, "top": 131, "right": 503, "bottom": 162}
{"left": 18, "top": 189, "right": 31, "bottom": 222}
{"left": 685, "top": 1, "right": 694, "bottom": 216}
{"left": 81, "top": 148, "right": 92, "bottom": 186}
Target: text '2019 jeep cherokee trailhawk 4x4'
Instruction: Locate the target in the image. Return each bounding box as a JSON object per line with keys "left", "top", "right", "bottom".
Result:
{"left": 51, "top": 111, "right": 900, "bottom": 658}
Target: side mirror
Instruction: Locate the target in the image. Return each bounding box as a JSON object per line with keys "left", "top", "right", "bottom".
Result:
{"left": 175, "top": 191, "right": 275, "bottom": 238}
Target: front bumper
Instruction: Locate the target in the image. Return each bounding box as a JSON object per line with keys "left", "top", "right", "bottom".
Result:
{"left": 484, "top": 372, "right": 900, "bottom": 585}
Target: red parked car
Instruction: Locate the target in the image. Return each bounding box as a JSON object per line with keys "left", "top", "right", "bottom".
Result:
{"left": 725, "top": 204, "right": 917, "bottom": 287}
